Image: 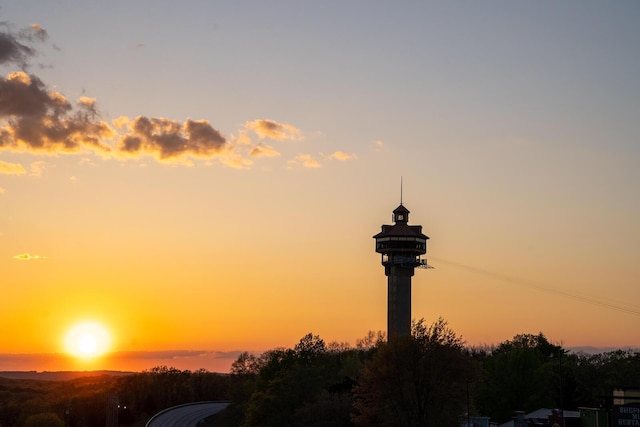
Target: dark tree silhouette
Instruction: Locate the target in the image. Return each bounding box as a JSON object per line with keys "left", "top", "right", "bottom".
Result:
{"left": 352, "top": 318, "right": 474, "bottom": 427}
{"left": 23, "top": 412, "right": 65, "bottom": 427}
{"left": 474, "top": 333, "right": 563, "bottom": 423}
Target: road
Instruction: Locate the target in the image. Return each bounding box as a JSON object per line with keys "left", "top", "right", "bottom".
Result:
{"left": 146, "top": 401, "right": 231, "bottom": 427}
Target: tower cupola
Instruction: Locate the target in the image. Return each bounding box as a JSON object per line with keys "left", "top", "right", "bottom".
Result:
{"left": 374, "top": 204, "right": 428, "bottom": 265}
{"left": 393, "top": 204, "right": 409, "bottom": 223}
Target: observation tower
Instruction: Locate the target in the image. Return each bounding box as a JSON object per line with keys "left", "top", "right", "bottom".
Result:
{"left": 373, "top": 202, "right": 430, "bottom": 339}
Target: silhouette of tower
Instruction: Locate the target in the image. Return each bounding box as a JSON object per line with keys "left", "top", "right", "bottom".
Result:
{"left": 373, "top": 202, "right": 429, "bottom": 340}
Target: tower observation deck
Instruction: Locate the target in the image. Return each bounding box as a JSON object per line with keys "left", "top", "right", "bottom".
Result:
{"left": 373, "top": 204, "right": 429, "bottom": 340}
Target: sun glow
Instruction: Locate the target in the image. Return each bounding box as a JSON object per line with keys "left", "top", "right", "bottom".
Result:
{"left": 64, "top": 322, "right": 111, "bottom": 359}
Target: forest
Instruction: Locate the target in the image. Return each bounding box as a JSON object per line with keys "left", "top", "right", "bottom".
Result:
{"left": 2, "top": 319, "right": 639, "bottom": 427}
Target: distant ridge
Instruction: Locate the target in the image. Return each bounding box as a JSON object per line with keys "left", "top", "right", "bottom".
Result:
{"left": 0, "top": 370, "right": 135, "bottom": 381}
{"left": 568, "top": 346, "right": 639, "bottom": 355}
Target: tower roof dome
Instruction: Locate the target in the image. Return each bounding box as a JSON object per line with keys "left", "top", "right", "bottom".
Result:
{"left": 393, "top": 204, "right": 409, "bottom": 215}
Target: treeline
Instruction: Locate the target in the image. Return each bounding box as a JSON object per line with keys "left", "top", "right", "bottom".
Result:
{"left": 2, "top": 320, "right": 640, "bottom": 426}
{"left": 218, "top": 319, "right": 640, "bottom": 427}
{"left": 0, "top": 367, "right": 234, "bottom": 427}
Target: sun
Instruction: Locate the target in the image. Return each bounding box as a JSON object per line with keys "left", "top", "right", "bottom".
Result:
{"left": 64, "top": 321, "right": 111, "bottom": 359}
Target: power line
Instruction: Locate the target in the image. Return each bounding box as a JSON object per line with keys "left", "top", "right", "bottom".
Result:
{"left": 429, "top": 257, "right": 640, "bottom": 317}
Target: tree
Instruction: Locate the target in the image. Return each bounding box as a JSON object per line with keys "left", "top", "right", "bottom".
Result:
{"left": 241, "top": 333, "right": 358, "bottom": 427}
{"left": 352, "top": 318, "right": 474, "bottom": 427}
{"left": 231, "top": 352, "right": 263, "bottom": 376}
{"left": 474, "top": 333, "right": 564, "bottom": 423}
{"left": 24, "top": 412, "right": 65, "bottom": 427}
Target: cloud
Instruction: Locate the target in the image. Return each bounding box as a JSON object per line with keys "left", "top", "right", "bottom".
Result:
{"left": 107, "top": 350, "right": 211, "bottom": 360}
{"left": 249, "top": 143, "right": 280, "bottom": 158}
{"left": 245, "top": 119, "right": 302, "bottom": 141}
{"left": 25, "top": 24, "right": 49, "bottom": 43}
{"left": 0, "top": 26, "right": 36, "bottom": 69}
{"left": 0, "top": 350, "right": 249, "bottom": 373}
{"left": 13, "top": 253, "right": 46, "bottom": 260}
{"left": 29, "top": 160, "right": 47, "bottom": 177}
{"left": 220, "top": 153, "right": 253, "bottom": 169}
{"left": 116, "top": 116, "right": 230, "bottom": 161}
{"left": 0, "top": 160, "right": 25, "bottom": 174}
{"left": 372, "top": 140, "right": 385, "bottom": 152}
{"left": 293, "top": 154, "right": 321, "bottom": 168}
{"left": 0, "top": 72, "right": 115, "bottom": 153}
{"left": 0, "top": 25, "right": 355, "bottom": 171}
{"left": 327, "top": 151, "right": 355, "bottom": 161}
{"left": 78, "top": 157, "right": 97, "bottom": 166}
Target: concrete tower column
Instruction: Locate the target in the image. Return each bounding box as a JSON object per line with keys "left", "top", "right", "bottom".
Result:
{"left": 386, "top": 264, "right": 414, "bottom": 338}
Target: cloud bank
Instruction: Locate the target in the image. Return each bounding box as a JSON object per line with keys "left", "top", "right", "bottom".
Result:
{"left": 0, "top": 72, "right": 114, "bottom": 154}
{"left": 0, "top": 24, "right": 353, "bottom": 170}
{"left": 0, "top": 349, "right": 246, "bottom": 373}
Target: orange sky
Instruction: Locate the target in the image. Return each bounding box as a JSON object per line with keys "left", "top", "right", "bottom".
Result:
{"left": 1, "top": 2, "right": 639, "bottom": 372}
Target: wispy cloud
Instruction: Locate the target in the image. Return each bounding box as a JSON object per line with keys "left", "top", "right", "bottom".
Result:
{"left": 371, "top": 140, "right": 385, "bottom": 152}
{"left": 26, "top": 24, "right": 48, "bottom": 43}
{"left": 0, "top": 160, "right": 25, "bottom": 175}
{"left": 0, "top": 349, "right": 248, "bottom": 373}
{"left": 249, "top": 144, "right": 280, "bottom": 158}
{"left": 29, "top": 160, "right": 47, "bottom": 177}
{"left": 12, "top": 253, "right": 46, "bottom": 261}
{"left": 292, "top": 154, "right": 321, "bottom": 168}
{"left": 326, "top": 151, "right": 356, "bottom": 161}
{"left": 78, "top": 157, "right": 97, "bottom": 167}
{"left": 220, "top": 152, "right": 253, "bottom": 169}
{"left": 245, "top": 119, "right": 302, "bottom": 141}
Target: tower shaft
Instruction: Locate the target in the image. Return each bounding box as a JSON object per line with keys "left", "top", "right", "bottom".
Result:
{"left": 386, "top": 265, "right": 414, "bottom": 339}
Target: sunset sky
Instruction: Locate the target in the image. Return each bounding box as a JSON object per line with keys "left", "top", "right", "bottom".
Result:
{"left": 1, "top": 1, "right": 639, "bottom": 373}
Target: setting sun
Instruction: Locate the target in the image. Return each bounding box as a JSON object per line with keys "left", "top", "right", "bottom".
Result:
{"left": 64, "top": 322, "right": 111, "bottom": 359}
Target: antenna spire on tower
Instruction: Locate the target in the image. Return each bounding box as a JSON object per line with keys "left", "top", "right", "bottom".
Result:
{"left": 400, "top": 176, "right": 403, "bottom": 205}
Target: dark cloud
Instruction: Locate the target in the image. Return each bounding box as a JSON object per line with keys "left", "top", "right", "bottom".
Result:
{"left": 117, "top": 116, "right": 229, "bottom": 160}
{"left": 0, "top": 24, "right": 313, "bottom": 168}
{"left": 0, "top": 23, "right": 47, "bottom": 69}
{"left": 0, "top": 72, "right": 236, "bottom": 161}
{"left": 0, "top": 72, "right": 114, "bottom": 153}
{"left": 0, "top": 32, "right": 34, "bottom": 68}
{"left": 0, "top": 25, "right": 113, "bottom": 154}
